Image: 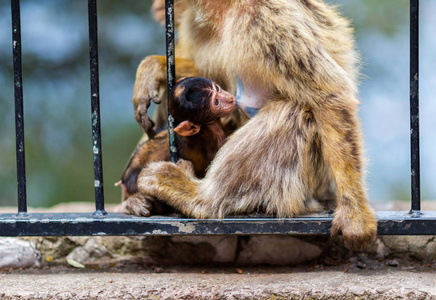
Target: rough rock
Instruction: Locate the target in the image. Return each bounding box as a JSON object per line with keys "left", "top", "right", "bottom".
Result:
{"left": 0, "top": 237, "right": 40, "bottom": 268}
{"left": 236, "top": 235, "right": 322, "bottom": 265}
{"left": 381, "top": 236, "right": 436, "bottom": 262}
{"left": 26, "top": 236, "right": 88, "bottom": 264}
{"left": 66, "top": 237, "right": 113, "bottom": 265}
{"left": 170, "top": 235, "right": 238, "bottom": 263}
{"left": 34, "top": 235, "right": 322, "bottom": 267}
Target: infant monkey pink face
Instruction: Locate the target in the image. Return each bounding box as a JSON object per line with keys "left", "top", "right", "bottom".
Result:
{"left": 209, "top": 82, "right": 236, "bottom": 117}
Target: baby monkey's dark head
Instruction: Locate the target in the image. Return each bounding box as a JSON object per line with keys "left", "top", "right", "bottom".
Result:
{"left": 169, "top": 77, "right": 236, "bottom": 136}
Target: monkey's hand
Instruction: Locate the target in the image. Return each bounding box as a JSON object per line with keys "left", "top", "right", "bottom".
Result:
{"left": 121, "top": 193, "right": 156, "bottom": 217}
{"left": 132, "top": 55, "right": 168, "bottom": 135}
{"left": 331, "top": 205, "right": 377, "bottom": 251}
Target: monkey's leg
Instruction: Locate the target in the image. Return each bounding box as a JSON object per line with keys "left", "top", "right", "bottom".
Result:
{"left": 314, "top": 100, "right": 377, "bottom": 251}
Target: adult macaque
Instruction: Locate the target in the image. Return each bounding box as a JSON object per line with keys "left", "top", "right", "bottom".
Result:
{"left": 133, "top": 0, "right": 377, "bottom": 250}
{"left": 119, "top": 77, "right": 236, "bottom": 216}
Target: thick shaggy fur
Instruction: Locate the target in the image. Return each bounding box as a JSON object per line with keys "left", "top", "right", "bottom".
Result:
{"left": 130, "top": 0, "right": 377, "bottom": 251}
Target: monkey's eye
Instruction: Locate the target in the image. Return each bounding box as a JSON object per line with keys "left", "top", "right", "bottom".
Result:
{"left": 214, "top": 99, "right": 219, "bottom": 106}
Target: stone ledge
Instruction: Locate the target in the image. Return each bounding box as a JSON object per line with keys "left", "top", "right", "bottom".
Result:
{"left": 0, "top": 265, "right": 435, "bottom": 300}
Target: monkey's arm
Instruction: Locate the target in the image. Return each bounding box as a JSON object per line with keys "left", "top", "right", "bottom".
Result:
{"left": 132, "top": 56, "right": 199, "bottom": 134}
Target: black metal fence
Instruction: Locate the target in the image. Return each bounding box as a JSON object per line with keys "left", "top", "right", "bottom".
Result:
{"left": 1, "top": 0, "right": 435, "bottom": 237}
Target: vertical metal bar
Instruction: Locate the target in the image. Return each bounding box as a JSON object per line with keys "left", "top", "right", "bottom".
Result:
{"left": 410, "top": 0, "right": 420, "bottom": 213}
{"left": 88, "top": 0, "right": 106, "bottom": 216}
{"left": 165, "top": 0, "right": 178, "bottom": 163}
{"left": 11, "top": 0, "right": 27, "bottom": 216}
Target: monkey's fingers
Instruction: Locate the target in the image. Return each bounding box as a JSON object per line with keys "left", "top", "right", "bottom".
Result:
{"left": 146, "top": 128, "right": 157, "bottom": 139}
{"left": 135, "top": 103, "right": 155, "bottom": 134}
{"left": 135, "top": 87, "right": 161, "bottom": 105}
{"left": 122, "top": 194, "right": 154, "bottom": 217}
{"left": 176, "top": 159, "right": 196, "bottom": 176}
{"left": 149, "top": 90, "right": 162, "bottom": 104}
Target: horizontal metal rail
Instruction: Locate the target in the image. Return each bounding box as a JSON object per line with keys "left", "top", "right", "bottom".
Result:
{"left": 0, "top": 212, "right": 435, "bottom": 236}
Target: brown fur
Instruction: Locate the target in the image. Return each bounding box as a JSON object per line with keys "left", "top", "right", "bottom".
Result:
{"left": 121, "top": 124, "right": 225, "bottom": 217}
{"left": 133, "top": 0, "right": 377, "bottom": 250}
{"left": 123, "top": 77, "right": 235, "bottom": 216}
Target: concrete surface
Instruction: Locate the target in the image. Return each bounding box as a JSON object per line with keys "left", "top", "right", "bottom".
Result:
{"left": 0, "top": 263, "right": 435, "bottom": 299}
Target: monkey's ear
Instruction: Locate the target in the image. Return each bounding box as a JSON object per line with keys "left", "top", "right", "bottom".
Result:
{"left": 174, "top": 121, "right": 201, "bottom": 136}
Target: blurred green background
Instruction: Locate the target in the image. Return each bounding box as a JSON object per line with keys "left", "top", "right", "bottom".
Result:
{"left": 0, "top": 0, "right": 435, "bottom": 208}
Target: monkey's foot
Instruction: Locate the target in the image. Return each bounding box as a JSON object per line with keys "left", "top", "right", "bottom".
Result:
{"left": 121, "top": 193, "right": 155, "bottom": 217}
{"left": 331, "top": 206, "right": 377, "bottom": 251}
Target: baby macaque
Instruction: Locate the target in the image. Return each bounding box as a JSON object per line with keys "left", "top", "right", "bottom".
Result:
{"left": 117, "top": 77, "right": 236, "bottom": 216}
